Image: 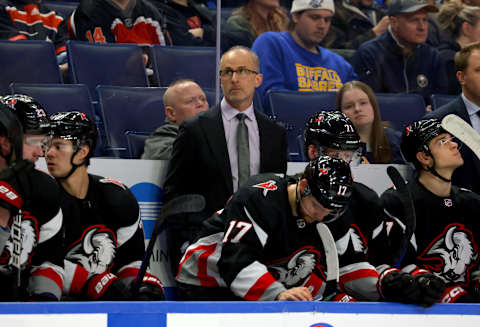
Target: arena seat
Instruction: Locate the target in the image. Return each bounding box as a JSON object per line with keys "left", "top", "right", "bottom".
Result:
{"left": 266, "top": 90, "right": 337, "bottom": 161}
{"left": 0, "top": 40, "right": 62, "bottom": 96}
{"left": 430, "top": 94, "right": 457, "bottom": 111}
{"left": 96, "top": 86, "right": 166, "bottom": 158}
{"left": 375, "top": 93, "right": 426, "bottom": 132}
{"left": 125, "top": 131, "right": 150, "bottom": 159}
{"left": 67, "top": 41, "right": 149, "bottom": 100}
{"left": 150, "top": 46, "right": 217, "bottom": 89}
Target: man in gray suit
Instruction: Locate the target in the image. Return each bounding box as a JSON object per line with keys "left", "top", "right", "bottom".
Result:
{"left": 423, "top": 41, "right": 480, "bottom": 193}
{"left": 163, "top": 46, "right": 288, "bottom": 271}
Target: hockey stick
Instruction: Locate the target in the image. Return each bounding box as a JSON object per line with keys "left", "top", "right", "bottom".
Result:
{"left": 132, "top": 194, "right": 205, "bottom": 297}
{"left": 386, "top": 166, "right": 416, "bottom": 268}
{"left": 441, "top": 114, "right": 480, "bottom": 160}
{"left": 316, "top": 222, "right": 339, "bottom": 296}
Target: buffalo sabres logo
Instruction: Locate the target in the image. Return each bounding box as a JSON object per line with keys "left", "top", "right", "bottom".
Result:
{"left": 310, "top": 0, "right": 324, "bottom": 8}
{"left": 405, "top": 125, "right": 412, "bottom": 136}
{"left": 253, "top": 180, "right": 278, "bottom": 196}
{"left": 66, "top": 226, "right": 116, "bottom": 275}
{"left": 268, "top": 246, "right": 324, "bottom": 288}
{"left": 315, "top": 115, "right": 325, "bottom": 122}
{"left": 419, "top": 224, "right": 478, "bottom": 284}
{"left": 0, "top": 215, "right": 38, "bottom": 274}
{"left": 417, "top": 74, "right": 429, "bottom": 88}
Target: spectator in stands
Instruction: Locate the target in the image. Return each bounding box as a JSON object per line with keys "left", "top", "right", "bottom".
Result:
{"left": 323, "top": 0, "right": 390, "bottom": 49}
{"left": 336, "top": 81, "right": 404, "bottom": 164}
{"left": 351, "top": 0, "right": 448, "bottom": 104}
{"left": 68, "top": 0, "right": 170, "bottom": 46}
{"left": 162, "top": 46, "right": 287, "bottom": 273}
{"left": 142, "top": 79, "right": 209, "bottom": 160}
{"left": 223, "top": 0, "right": 289, "bottom": 49}
{"left": 44, "top": 112, "right": 165, "bottom": 301}
{"left": 423, "top": 41, "right": 480, "bottom": 194}
{"left": 251, "top": 0, "right": 358, "bottom": 108}
{"left": 0, "top": 0, "right": 69, "bottom": 73}
{"left": 437, "top": 1, "right": 480, "bottom": 95}
{"left": 151, "top": 0, "right": 217, "bottom": 46}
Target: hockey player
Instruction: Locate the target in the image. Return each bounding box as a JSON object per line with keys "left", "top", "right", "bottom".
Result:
{"left": 304, "top": 111, "right": 386, "bottom": 274}
{"left": 0, "top": 96, "right": 64, "bottom": 301}
{"left": 177, "top": 156, "right": 380, "bottom": 301}
{"left": 44, "top": 111, "right": 165, "bottom": 300}
{"left": 380, "top": 119, "right": 480, "bottom": 304}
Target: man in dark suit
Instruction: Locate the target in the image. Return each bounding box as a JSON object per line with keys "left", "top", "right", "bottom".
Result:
{"left": 163, "top": 46, "right": 288, "bottom": 271}
{"left": 423, "top": 41, "right": 480, "bottom": 194}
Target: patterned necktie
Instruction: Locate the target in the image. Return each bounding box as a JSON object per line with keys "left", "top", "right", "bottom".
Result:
{"left": 236, "top": 113, "right": 250, "bottom": 188}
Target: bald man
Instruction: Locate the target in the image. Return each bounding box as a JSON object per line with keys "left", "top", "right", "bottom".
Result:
{"left": 142, "top": 79, "right": 209, "bottom": 160}
{"left": 162, "top": 46, "right": 287, "bottom": 273}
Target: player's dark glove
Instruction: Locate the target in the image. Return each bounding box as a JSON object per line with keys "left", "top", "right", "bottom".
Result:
{"left": 379, "top": 269, "right": 421, "bottom": 304}
{"left": 413, "top": 273, "right": 446, "bottom": 307}
{"left": 0, "top": 160, "right": 34, "bottom": 215}
{"left": 135, "top": 283, "right": 165, "bottom": 301}
{"left": 85, "top": 273, "right": 130, "bottom": 301}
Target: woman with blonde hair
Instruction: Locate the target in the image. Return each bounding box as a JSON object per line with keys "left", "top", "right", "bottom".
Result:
{"left": 438, "top": 0, "right": 480, "bottom": 94}
{"left": 336, "top": 81, "right": 404, "bottom": 164}
{"left": 223, "top": 0, "right": 289, "bottom": 49}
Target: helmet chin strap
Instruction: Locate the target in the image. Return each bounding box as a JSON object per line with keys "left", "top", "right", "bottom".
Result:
{"left": 56, "top": 144, "right": 85, "bottom": 180}
{"left": 424, "top": 152, "right": 451, "bottom": 183}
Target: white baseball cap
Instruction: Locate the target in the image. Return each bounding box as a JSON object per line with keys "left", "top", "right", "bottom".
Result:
{"left": 291, "top": 0, "right": 335, "bottom": 14}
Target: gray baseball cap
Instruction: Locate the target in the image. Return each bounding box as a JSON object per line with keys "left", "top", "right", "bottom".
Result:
{"left": 387, "top": 0, "right": 438, "bottom": 16}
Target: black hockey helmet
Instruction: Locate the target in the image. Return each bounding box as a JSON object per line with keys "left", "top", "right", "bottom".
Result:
{"left": 1, "top": 94, "right": 50, "bottom": 135}
{"left": 401, "top": 119, "right": 447, "bottom": 165}
{"left": 0, "top": 102, "right": 23, "bottom": 164}
{"left": 304, "top": 111, "right": 361, "bottom": 155}
{"left": 303, "top": 156, "right": 353, "bottom": 214}
{"left": 49, "top": 111, "right": 97, "bottom": 154}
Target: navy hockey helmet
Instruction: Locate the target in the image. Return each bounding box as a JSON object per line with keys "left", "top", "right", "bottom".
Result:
{"left": 49, "top": 111, "right": 98, "bottom": 158}
{"left": 401, "top": 119, "right": 447, "bottom": 165}
{"left": 304, "top": 111, "right": 361, "bottom": 153}
{"left": 303, "top": 156, "right": 353, "bottom": 213}
{"left": 1, "top": 94, "right": 50, "bottom": 135}
{"left": 0, "top": 102, "right": 23, "bottom": 164}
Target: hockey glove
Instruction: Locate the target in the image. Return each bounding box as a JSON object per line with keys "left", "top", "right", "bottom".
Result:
{"left": 135, "top": 283, "right": 165, "bottom": 301}
{"left": 85, "top": 272, "right": 130, "bottom": 300}
{"left": 0, "top": 160, "right": 34, "bottom": 215}
{"left": 413, "top": 273, "right": 446, "bottom": 307}
{"left": 378, "top": 269, "right": 421, "bottom": 304}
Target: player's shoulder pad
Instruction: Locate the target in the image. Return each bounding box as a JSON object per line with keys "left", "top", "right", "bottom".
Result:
{"left": 90, "top": 174, "right": 139, "bottom": 219}
{"left": 352, "top": 181, "right": 380, "bottom": 201}
{"left": 246, "top": 173, "right": 285, "bottom": 198}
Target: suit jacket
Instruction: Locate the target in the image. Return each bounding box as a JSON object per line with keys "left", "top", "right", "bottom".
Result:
{"left": 423, "top": 96, "right": 480, "bottom": 194}
{"left": 163, "top": 104, "right": 288, "bottom": 216}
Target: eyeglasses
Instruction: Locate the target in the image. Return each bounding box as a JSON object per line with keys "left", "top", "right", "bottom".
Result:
{"left": 438, "top": 136, "right": 460, "bottom": 147}
{"left": 219, "top": 67, "right": 258, "bottom": 79}
{"left": 24, "top": 135, "right": 46, "bottom": 147}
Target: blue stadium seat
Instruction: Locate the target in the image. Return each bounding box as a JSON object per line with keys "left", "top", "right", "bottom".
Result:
{"left": 9, "top": 83, "right": 104, "bottom": 156}
{"left": 266, "top": 90, "right": 337, "bottom": 161}
{"left": 150, "top": 46, "right": 216, "bottom": 88}
{"left": 0, "top": 40, "right": 62, "bottom": 96}
{"left": 125, "top": 131, "right": 150, "bottom": 159}
{"left": 96, "top": 86, "right": 167, "bottom": 158}
{"left": 430, "top": 94, "right": 457, "bottom": 111}
{"left": 43, "top": 0, "right": 78, "bottom": 19}
{"left": 375, "top": 93, "right": 426, "bottom": 132}
{"left": 67, "top": 41, "right": 149, "bottom": 100}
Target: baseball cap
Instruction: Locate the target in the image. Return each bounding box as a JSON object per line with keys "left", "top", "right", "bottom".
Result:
{"left": 387, "top": 0, "right": 438, "bottom": 16}
{"left": 291, "top": 0, "right": 335, "bottom": 14}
